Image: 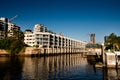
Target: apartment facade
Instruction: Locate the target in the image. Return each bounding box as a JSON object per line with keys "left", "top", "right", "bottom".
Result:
{"left": 24, "top": 29, "right": 35, "bottom": 46}
{"left": 0, "top": 17, "right": 20, "bottom": 39}
{"left": 24, "top": 24, "right": 87, "bottom": 53}
{"left": 0, "top": 17, "right": 8, "bottom": 39}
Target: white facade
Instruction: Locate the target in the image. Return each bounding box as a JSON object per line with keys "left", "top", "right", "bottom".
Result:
{"left": 34, "top": 24, "right": 47, "bottom": 32}
{"left": 24, "top": 24, "right": 87, "bottom": 53}
{"left": 7, "top": 22, "right": 20, "bottom": 37}
{"left": 24, "top": 30, "right": 35, "bottom": 46}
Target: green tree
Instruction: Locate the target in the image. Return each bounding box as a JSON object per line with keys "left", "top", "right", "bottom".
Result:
{"left": 86, "top": 43, "right": 101, "bottom": 48}
{"left": 0, "top": 29, "right": 26, "bottom": 55}
{"left": 0, "top": 37, "right": 25, "bottom": 55}
{"left": 10, "top": 39, "right": 24, "bottom": 55}
{"left": 105, "top": 33, "right": 120, "bottom": 51}
{"left": 9, "top": 29, "right": 24, "bottom": 40}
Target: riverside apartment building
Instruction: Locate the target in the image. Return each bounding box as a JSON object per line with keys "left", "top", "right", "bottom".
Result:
{"left": 24, "top": 24, "right": 87, "bottom": 53}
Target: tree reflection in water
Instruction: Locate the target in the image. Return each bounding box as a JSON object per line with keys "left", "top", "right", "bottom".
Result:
{"left": 0, "top": 57, "right": 24, "bottom": 80}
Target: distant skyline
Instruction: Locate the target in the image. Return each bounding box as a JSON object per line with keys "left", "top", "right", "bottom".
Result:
{"left": 0, "top": 0, "right": 120, "bottom": 43}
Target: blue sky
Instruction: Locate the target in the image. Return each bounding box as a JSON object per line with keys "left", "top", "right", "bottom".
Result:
{"left": 0, "top": 0, "right": 120, "bottom": 43}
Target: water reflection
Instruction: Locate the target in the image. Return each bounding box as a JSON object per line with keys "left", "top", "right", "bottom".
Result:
{"left": 0, "top": 57, "right": 24, "bottom": 80}
{"left": 0, "top": 54, "right": 120, "bottom": 80}
{"left": 103, "top": 67, "right": 120, "bottom": 80}
{"left": 22, "top": 54, "right": 88, "bottom": 80}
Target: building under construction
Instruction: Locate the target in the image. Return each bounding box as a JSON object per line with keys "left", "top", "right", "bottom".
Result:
{"left": 0, "top": 17, "right": 20, "bottom": 40}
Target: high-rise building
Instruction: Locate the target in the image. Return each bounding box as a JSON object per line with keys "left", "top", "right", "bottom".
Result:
{"left": 0, "top": 17, "right": 20, "bottom": 39}
{"left": 0, "top": 17, "right": 8, "bottom": 39}
{"left": 90, "top": 33, "right": 95, "bottom": 44}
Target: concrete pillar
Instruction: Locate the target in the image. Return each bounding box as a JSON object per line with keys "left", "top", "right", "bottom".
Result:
{"left": 101, "top": 43, "right": 105, "bottom": 66}
{"left": 60, "top": 48, "right": 62, "bottom": 53}
{"left": 105, "top": 52, "right": 116, "bottom": 67}
{"left": 52, "top": 47, "right": 54, "bottom": 53}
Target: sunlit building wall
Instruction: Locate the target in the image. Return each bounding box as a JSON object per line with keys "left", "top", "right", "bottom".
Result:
{"left": 24, "top": 24, "right": 87, "bottom": 53}
{"left": 24, "top": 30, "right": 35, "bottom": 46}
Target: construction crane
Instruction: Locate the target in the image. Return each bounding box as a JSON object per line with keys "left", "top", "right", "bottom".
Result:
{"left": 9, "top": 15, "right": 18, "bottom": 21}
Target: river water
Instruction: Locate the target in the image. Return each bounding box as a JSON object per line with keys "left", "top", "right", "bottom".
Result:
{"left": 0, "top": 54, "right": 120, "bottom": 80}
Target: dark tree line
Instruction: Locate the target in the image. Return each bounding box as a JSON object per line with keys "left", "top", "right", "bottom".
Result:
{"left": 86, "top": 43, "right": 102, "bottom": 48}
{"left": 105, "top": 33, "right": 120, "bottom": 51}
{"left": 0, "top": 29, "right": 27, "bottom": 55}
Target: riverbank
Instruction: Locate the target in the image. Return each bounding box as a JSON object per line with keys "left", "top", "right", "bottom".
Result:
{"left": 0, "top": 49, "right": 10, "bottom": 57}
{"left": 0, "top": 47, "right": 87, "bottom": 57}
{"left": 0, "top": 49, "right": 85, "bottom": 57}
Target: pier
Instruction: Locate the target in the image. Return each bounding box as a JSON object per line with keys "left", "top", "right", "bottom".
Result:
{"left": 95, "top": 51, "right": 120, "bottom": 68}
{"left": 103, "top": 51, "right": 120, "bottom": 68}
{"left": 24, "top": 47, "right": 86, "bottom": 56}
